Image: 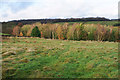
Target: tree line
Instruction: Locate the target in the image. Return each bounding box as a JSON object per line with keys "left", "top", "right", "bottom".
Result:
{"left": 2, "top": 17, "right": 119, "bottom": 35}
{"left": 12, "top": 22, "right": 119, "bottom": 42}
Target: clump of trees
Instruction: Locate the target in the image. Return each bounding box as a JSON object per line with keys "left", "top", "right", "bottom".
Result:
{"left": 12, "top": 22, "right": 119, "bottom": 42}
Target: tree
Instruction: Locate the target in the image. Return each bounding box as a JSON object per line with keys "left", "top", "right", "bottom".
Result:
{"left": 56, "top": 25, "right": 64, "bottom": 39}
{"left": 67, "top": 23, "right": 87, "bottom": 40}
{"left": 94, "top": 24, "right": 107, "bottom": 41}
{"left": 31, "top": 26, "right": 41, "bottom": 37}
{"left": 27, "top": 25, "right": 35, "bottom": 36}
{"left": 67, "top": 25, "right": 76, "bottom": 40}
{"left": 84, "top": 24, "right": 96, "bottom": 40}
{"left": 18, "top": 22, "right": 23, "bottom": 27}
{"left": 21, "top": 24, "right": 31, "bottom": 36}
{"left": 62, "top": 23, "right": 69, "bottom": 39}
{"left": 41, "top": 31, "right": 44, "bottom": 38}
{"left": 49, "top": 24, "right": 57, "bottom": 39}
{"left": 42, "top": 24, "right": 52, "bottom": 39}
{"left": 74, "top": 23, "right": 86, "bottom": 40}
{"left": 12, "top": 26, "right": 20, "bottom": 36}
{"left": 19, "top": 32, "right": 23, "bottom": 36}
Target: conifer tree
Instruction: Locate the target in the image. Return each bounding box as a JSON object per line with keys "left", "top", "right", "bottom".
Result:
{"left": 31, "top": 26, "right": 41, "bottom": 37}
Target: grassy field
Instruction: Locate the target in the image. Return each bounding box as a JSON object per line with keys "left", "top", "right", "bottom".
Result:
{"left": 1, "top": 37, "right": 118, "bottom": 78}
{"left": 0, "top": 33, "right": 10, "bottom": 36}
{"left": 56, "top": 21, "right": 118, "bottom": 26}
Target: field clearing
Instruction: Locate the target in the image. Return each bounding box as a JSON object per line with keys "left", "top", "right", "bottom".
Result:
{"left": 56, "top": 21, "right": 119, "bottom": 26}
{"left": 1, "top": 37, "right": 118, "bottom": 78}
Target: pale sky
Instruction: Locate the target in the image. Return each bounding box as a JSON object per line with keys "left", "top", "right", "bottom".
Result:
{"left": 0, "top": 0, "right": 119, "bottom": 22}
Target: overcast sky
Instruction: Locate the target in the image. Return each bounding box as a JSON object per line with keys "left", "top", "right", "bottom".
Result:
{"left": 0, "top": 0, "right": 119, "bottom": 22}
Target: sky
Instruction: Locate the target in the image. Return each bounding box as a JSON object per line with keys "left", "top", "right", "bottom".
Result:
{"left": 0, "top": 0, "right": 119, "bottom": 22}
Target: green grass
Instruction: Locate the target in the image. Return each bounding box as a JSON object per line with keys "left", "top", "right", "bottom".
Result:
{"left": 0, "top": 33, "right": 10, "bottom": 36}
{"left": 56, "top": 21, "right": 118, "bottom": 26}
{"left": 2, "top": 37, "right": 118, "bottom": 78}
{"left": 85, "top": 21, "right": 118, "bottom": 26}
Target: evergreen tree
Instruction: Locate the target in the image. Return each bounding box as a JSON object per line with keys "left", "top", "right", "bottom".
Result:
{"left": 31, "top": 26, "right": 41, "bottom": 37}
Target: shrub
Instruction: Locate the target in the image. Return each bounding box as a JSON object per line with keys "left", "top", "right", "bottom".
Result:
{"left": 31, "top": 26, "right": 41, "bottom": 37}
{"left": 19, "top": 32, "right": 23, "bottom": 37}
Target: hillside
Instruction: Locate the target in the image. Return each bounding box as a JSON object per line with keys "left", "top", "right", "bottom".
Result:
{"left": 2, "top": 17, "right": 119, "bottom": 35}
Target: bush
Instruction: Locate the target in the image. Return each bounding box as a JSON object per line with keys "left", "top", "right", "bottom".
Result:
{"left": 19, "top": 32, "right": 23, "bottom": 37}
{"left": 31, "top": 26, "right": 41, "bottom": 37}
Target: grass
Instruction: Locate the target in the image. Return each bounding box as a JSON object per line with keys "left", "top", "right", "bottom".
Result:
{"left": 0, "top": 33, "right": 10, "bottom": 36}
{"left": 56, "top": 21, "right": 118, "bottom": 26}
{"left": 2, "top": 37, "right": 118, "bottom": 78}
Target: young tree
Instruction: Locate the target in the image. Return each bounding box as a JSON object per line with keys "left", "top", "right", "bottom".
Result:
{"left": 19, "top": 32, "right": 23, "bottom": 37}
{"left": 12, "top": 26, "right": 20, "bottom": 36}
{"left": 84, "top": 24, "right": 96, "bottom": 40}
{"left": 42, "top": 24, "right": 52, "bottom": 39}
{"left": 27, "top": 25, "right": 35, "bottom": 37}
{"left": 114, "top": 27, "right": 119, "bottom": 41}
{"left": 18, "top": 22, "right": 23, "bottom": 27}
{"left": 94, "top": 24, "right": 107, "bottom": 41}
{"left": 21, "top": 24, "right": 31, "bottom": 36}
{"left": 56, "top": 25, "right": 64, "bottom": 39}
{"left": 67, "top": 25, "right": 76, "bottom": 40}
{"left": 74, "top": 23, "right": 87, "bottom": 40}
{"left": 31, "top": 26, "right": 41, "bottom": 37}
{"left": 41, "top": 31, "right": 44, "bottom": 38}
{"left": 49, "top": 24, "right": 57, "bottom": 39}
{"left": 62, "top": 23, "right": 69, "bottom": 39}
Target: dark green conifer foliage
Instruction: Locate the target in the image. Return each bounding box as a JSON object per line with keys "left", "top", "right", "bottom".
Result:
{"left": 31, "top": 26, "right": 41, "bottom": 37}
